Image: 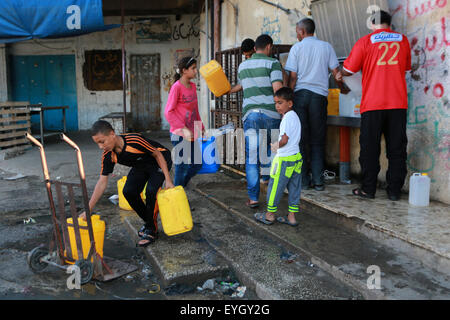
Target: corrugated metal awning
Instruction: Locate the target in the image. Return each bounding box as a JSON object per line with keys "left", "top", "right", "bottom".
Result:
{"left": 311, "top": 0, "right": 389, "bottom": 58}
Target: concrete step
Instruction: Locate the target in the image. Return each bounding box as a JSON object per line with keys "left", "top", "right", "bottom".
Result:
{"left": 123, "top": 189, "right": 362, "bottom": 299}
{"left": 193, "top": 172, "right": 450, "bottom": 300}
{"left": 184, "top": 188, "right": 362, "bottom": 300}
{"left": 298, "top": 183, "right": 450, "bottom": 276}
{"left": 123, "top": 215, "right": 230, "bottom": 288}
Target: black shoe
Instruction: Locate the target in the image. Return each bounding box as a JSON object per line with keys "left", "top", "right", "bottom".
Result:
{"left": 388, "top": 193, "right": 400, "bottom": 201}
{"left": 302, "top": 183, "right": 311, "bottom": 190}
{"left": 313, "top": 184, "right": 325, "bottom": 191}
{"left": 352, "top": 188, "right": 375, "bottom": 199}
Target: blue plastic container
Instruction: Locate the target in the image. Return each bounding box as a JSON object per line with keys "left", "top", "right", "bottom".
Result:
{"left": 197, "top": 136, "right": 220, "bottom": 174}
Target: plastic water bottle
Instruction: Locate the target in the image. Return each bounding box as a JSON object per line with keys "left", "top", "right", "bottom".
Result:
{"left": 408, "top": 173, "right": 431, "bottom": 206}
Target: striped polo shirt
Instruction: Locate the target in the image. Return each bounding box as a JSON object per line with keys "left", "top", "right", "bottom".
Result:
{"left": 238, "top": 53, "right": 283, "bottom": 120}
{"left": 101, "top": 133, "right": 171, "bottom": 175}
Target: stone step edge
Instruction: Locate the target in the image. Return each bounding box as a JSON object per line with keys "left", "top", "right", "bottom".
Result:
{"left": 194, "top": 186, "right": 390, "bottom": 300}
{"left": 122, "top": 213, "right": 284, "bottom": 299}
{"left": 220, "top": 166, "right": 450, "bottom": 274}
{"left": 300, "top": 192, "right": 449, "bottom": 259}
{"left": 122, "top": 216, "right": 229, "bottom": 288}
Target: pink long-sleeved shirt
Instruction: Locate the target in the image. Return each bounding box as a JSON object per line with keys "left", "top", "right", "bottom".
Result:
{"left": 164, "top": 80, "right": 204, "bottom": 140}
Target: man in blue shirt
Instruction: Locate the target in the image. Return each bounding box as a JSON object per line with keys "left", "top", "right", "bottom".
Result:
{"left": 285, "top": 18, "right": 344, "bottom": 191}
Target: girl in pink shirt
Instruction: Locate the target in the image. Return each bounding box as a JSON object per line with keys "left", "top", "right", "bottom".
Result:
{"left": 164, "top": 56, "right": 204, "bottom": 187}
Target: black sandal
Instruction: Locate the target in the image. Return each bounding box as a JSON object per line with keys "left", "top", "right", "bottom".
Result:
{"left": 138, "top": 225, "right": 146, "bottom": 237}
{"left": 352, "top": 188, "right": 375, "bottom": 199}
{"left": 137, "top": 229, "right": 157, "bottom": 247}
{"left": 246, "top": 199, "right": 259, "bottom": 208}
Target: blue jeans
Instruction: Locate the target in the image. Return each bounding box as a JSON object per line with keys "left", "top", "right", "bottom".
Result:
{"left": 293, "top": 89, "right": 328, "bottom": 187}
{"left": 243, "top": 111, "right": 281, "bottom": 201}
{"left": 171, "top": 133, "right": 203, "bottom": 187}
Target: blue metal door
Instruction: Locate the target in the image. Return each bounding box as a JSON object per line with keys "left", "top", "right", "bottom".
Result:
{"left": 10, "top": 55, "right": 78, "bottom": 131}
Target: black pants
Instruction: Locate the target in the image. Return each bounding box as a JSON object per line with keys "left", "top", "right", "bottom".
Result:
{"left": 123, "top": 161, "right": 172, "bottom": 235}
{"left": 359, "top": 109, "right": 407, "bottom": 196}
{"left": 293, "top": 89, "right": 328, "bottom": 187}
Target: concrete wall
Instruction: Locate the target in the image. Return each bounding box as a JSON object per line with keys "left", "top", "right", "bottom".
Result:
{"left": 3, "top": 14, "right": 200, "bottom": 131}
{"left": 324, "top": 0, "right": 450, "bottom": 204}
{"left": 388, "top": 0, "right": 450, "bottom": 203}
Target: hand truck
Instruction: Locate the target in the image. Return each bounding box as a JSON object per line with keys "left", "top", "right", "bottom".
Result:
{"left": 25, "top": 133, "right": 137, "bottom": 285}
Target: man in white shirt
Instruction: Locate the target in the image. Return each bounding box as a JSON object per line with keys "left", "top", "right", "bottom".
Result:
{"left": 254, "top": 87, "right": 303, "bottom": 227}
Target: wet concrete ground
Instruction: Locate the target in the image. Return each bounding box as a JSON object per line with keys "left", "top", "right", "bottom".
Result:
{"left": 1, "top": 131, "right": 449, "bottom": 300}
{"left": 0, "top": 163, "right": 255, "bottom": 300}
{"left": 0, "top": 193, "right": 166, "bottom": 300}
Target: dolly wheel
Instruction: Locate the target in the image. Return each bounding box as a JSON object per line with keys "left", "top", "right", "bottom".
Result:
{"left": 28, "top": 247, "right": 49, "bottom": 273}
{"left": 75, "top": 259, "right": 94, "bottom": 285}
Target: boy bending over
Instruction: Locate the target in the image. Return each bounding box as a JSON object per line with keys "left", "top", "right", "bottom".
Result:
{"left": 80, "top": 120, "right": 174, "bottom": 247}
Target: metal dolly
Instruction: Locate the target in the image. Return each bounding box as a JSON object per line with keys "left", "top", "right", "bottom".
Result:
{"left": 25, "top": 133, "right": 137, "bottom": 285}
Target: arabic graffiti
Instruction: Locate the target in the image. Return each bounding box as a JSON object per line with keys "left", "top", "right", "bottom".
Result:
{"left": 389, "top": 0, "right": 450, "bottom": 181}
{"left": 261, "top": 16, "right": 281, "bottom": 44}
{"left": 172, "top": 16, "right": 200, "bottom": 41}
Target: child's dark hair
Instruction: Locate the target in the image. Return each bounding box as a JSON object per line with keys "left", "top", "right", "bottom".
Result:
{"left": 255, "top": 34, "right": 273, "bottom": 50}
{"left": 174, "top": 56, "right": 197, "bottom": 81}
{"left": 241, "top": 38, "right": 255, "bottom": 53}
{"left": 274, "top": 87, "right": 294, "bottom": 102}
{"left": 91, "top": 120, "right": 114, "bottom": 136}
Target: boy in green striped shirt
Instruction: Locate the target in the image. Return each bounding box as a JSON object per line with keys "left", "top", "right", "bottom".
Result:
{"left": 238, "top": 34, "right": 283, "bottom": 208}
{"left": 254, "top": 87, "right": 303, "bottom": 227}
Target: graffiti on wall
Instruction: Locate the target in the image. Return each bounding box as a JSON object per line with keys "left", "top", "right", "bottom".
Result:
{"left": 391, "top": 0, "right": 449, "bottom": 177}
{"left": 261, "top": 16, "right": 282, "bottom": 44}
{"left": 172, "top": 16, "right": 200, "bottom": 41}
{"left": 162, "top": 48, "right": 201, "bottom": 93}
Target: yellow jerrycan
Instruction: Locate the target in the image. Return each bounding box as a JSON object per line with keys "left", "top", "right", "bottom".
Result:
{"left": 327, "top": 89, "right": 340, "bottom": 116}
{"left": 199, "top": 60, "right": 231, "bottom": 97}
{"left": 65, "top": 214, "right": 105, "bottom": 263}
{"left": 156, "top": 186, "right": 193, "bottom": 236}
{"left": 117, "top": 176, "right": 147, "bottom": 211}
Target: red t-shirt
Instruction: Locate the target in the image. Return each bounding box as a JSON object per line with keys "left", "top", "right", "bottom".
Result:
{"left": 343, "top": 28, "right": 411, "bottom": 114}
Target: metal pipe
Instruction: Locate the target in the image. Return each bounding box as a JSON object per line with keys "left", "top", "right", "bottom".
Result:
{"left": 205, "top": 0, "right": 211, "bottom": 129}
{"left": 257, "top": 0, "right": 290, "bottom": 14}
{"left": 41, "top": 258, "right": 69, "bottom": 271}
{"left": 339, "top": 126, "right": 352, "bottom": 184}
{"left": 60, "top": 134, "right": 97, "bottom": 258}
{"left": 25, "top": 133, "right": 65, "bottom": 264}
{"left": 121, "top": 0, "right": 127, "bottom": 133}
{"left": 214, "top": 0, "right": 221, "bottom": 57}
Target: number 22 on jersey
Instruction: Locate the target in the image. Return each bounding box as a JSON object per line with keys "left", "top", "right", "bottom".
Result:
{"left": 377, "top": 42, "right": 400, "bottom": 66}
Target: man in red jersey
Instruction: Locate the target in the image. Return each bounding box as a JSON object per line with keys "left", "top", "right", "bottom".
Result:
{"left": 335, "top": 10, "right": 411, "bottom": 201}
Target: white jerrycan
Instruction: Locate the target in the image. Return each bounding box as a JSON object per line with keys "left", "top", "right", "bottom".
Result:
{"left": 409, "top": 173, "right": 431, "bottom": 206}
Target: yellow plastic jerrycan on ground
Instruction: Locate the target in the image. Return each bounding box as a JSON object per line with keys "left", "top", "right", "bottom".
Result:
{"left": 199, "top": 60, "right": 231, "bottom": 97}
{"left": 117, "top": 176, "right": 146, "bottom": 211}
{"left": 157, "top": 186, "right": 193, "bottom": 236}
{"left": 65, "top": 214, "right": 105, "bottom": 263}
{"left": 327, "top": 89, "right": 340, "bottom": 116}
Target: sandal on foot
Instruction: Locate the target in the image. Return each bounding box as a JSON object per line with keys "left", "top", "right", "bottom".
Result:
{"left": 137, "top": 230, "right": 157, "bottom": 247}
{"left": 254, "top": 212, "right": 275, "bottom": 225}
{"left": 138, "top": 225, "right": 146, "bottom": 237}
{"left": 352, "top": 188, "right": 375, "bottom": 199}
{"left": 246, "top": 200, "right": 259, "bottom": 208}
{"left": 277, "top": 216, "right": 299, "bottom": 227}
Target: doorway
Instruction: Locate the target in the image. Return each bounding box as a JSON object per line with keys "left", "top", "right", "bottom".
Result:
{"left": 9, "top": 55, "right": 78, "bottom": 131}
{"left": 130, "top": 54, "right": 161, "bottom": 131}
